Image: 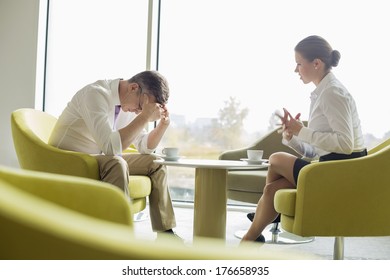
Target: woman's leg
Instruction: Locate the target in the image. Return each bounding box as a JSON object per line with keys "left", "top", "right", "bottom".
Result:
{"left": 241, "top": 152, "right": 298, "bottom": 242}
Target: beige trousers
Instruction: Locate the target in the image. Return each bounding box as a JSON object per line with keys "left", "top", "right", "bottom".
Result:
{"left": 94, "top": 153, "right": 176, "bottom": 232}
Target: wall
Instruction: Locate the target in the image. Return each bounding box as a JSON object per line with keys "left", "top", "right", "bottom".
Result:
{"left": 0, "top": 0, "right": 41, "bottom": 167}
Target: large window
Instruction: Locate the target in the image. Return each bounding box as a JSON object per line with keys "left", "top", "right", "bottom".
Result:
{"left": 157, "top": 0, "right": 390, "bottom": 202}
{"left": 158, "top": 0, "right": 390, "bottom": 142}
{"left": 44, "top": 0, "right": 149, "bottom": 117}
{"left": 44, "top": 0, "right": 390, "bottom": 203}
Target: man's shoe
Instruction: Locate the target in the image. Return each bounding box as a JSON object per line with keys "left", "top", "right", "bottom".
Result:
{"left": 159, "top": 229, "right": 183, "bottom": 242}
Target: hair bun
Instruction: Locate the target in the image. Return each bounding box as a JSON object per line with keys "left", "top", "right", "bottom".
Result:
{"left": 331, "top": 50, "right": 341, "bottom": 67}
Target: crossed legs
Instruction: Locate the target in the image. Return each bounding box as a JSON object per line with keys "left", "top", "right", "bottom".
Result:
{"left": 241, "top": 152, "right": 298, "bottom": 242}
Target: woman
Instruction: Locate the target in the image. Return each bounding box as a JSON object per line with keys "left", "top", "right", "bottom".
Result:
{"left": 241, "top": 35, "right": 366, "bottom": 243}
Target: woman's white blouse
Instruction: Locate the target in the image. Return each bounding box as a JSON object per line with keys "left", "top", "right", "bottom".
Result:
{"left": 284, "top": 72, "right": 365, "bottom": 159}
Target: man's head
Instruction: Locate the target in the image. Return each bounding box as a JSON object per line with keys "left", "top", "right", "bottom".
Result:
{"left": 128, "top": 70, "right": 170, "bottom": 105}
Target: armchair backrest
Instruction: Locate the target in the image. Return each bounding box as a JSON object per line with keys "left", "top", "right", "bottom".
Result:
{"left": 219, "top": 126, "right": 304, "bottom": 161}
{"left": 11, "top": 108, "right": 99, "bottom": 179}
{"left": 368, "top": 137, "right": 390, "bottom": 155}
{"left": 249, "top": 128, "right": 301, "bottom": 159}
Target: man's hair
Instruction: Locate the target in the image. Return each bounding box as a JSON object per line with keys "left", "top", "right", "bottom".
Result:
{"left": 128, "top": 70, "right": 170, "bottom": 104}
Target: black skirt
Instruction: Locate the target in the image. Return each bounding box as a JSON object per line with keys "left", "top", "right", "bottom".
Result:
{"left": 293, "top": 149, "right": 367, "bottom": 184}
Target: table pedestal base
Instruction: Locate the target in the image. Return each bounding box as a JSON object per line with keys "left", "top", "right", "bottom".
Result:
{"left": 193, "top": 168, "right": 227, "bottom": 239}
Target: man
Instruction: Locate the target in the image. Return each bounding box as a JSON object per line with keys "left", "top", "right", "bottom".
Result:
{"left": 49, "top": 70, "right": 177, "bottom": 237}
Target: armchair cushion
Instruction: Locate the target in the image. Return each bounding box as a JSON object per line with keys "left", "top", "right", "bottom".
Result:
{"left": 128, "top": 175, "right": 152, "bottom": 198}
{"left": 227, "top": 170, "right": 268, "bottom": 204}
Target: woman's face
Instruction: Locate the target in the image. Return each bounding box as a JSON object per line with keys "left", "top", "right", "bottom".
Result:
{"left": 294, "top": 51, "right": 316, "bottom": 84}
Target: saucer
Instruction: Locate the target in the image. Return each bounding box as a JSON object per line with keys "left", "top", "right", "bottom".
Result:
{"left": 160, "top": 155, "right": 183, "bottom": 162}
{"left": 240, "top": 158, "right": 268, "bottom": 164}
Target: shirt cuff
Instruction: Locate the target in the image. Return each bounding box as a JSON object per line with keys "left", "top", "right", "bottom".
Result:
{"left": 283, "top": 136, "right": 300, "bottom": 150}
{"left": 297, "top": 126, "right": 313, "bottom": 143}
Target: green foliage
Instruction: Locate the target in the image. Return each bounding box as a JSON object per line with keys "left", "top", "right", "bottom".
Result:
{"left": 161, "top": 96, "right": 251, "bottom": 155}
{"left": 213, "top": 96, "right": 249, "bottom": 149}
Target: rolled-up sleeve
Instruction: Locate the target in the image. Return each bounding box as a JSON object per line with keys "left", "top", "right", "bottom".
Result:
{"left": 116, "top": 113, "right": 155, "bottom": 154}
{"left": 132, "top": 131, "right": 155, "bottom": 154}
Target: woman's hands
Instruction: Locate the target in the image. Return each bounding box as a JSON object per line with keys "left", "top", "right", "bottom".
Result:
{"left": 276, "top": 108, "right": 303, "bottom": 141}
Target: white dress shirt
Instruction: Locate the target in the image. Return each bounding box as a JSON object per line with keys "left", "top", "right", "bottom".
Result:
{"left": 284, "top": 72, "right": 365, "bottom": 159}
{"left": 49, "top": 79, "right": 153, "bottom": 155}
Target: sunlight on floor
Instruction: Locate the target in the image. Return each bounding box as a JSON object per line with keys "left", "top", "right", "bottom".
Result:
{"left": 133, "top": 203, "right": 390, "bottom": 260}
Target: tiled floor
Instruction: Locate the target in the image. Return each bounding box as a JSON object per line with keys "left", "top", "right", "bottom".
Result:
{"left": 133, "top": 203, "right": 390, "bottom": 260}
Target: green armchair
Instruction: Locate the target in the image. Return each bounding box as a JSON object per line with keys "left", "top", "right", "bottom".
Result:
{"left": 11, "top": 108, "right": 151, "bottom": 214}
{"left": 275, "top": 139, "right": 390, "bottom": 259}
{"left": 219, "top": 127, "right": 301, "bottom": 204}
{"left": 0, "top": 166, "right": 315, "bottom": 260}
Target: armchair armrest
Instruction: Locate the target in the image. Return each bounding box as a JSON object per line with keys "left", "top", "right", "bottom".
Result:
{"left": 219, "top": 147, "right": 250, "bottom": 161}
{"left": 0, "top": 166, "right": 132, "bottom": 225}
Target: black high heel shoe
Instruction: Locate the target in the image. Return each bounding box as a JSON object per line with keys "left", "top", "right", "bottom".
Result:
{"left": 246, "top": 212, "right": 265, "bottom": 242}
{"left": 247, "top": 212, "right": 255, "bottom": 222}
{"left": 247, "top": 212, "right": 281, "bottom": 224}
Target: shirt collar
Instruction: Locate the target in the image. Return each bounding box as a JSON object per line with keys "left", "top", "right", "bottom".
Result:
{"left": 110, "top": 78, "right": 122, "bottom": 106}
{"left": 310, "top": 72, "right": 335, "bottom": 101}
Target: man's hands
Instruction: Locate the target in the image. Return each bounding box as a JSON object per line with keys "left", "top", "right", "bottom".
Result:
{"left": 275, "top": 108, "right": 303, "bottom": 141}
{"left": 119, "top": 95, "right": 170, "bottom": 150}
{"left": 159, "top": 104, "right": 170, "bottom": 126}
{"left": 139, "top": 94, "right": 170, "bottom": 126}
{"left": 141, "top": 95, "right": 170, "bottom": 150}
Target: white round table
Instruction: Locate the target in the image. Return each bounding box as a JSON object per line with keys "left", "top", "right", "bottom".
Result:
{"left": 154, "top": 158, "right": 269, "bottom": 239}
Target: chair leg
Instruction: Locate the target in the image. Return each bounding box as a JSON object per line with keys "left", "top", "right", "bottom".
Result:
{"left": 333, "top": 236, "right": 344, "bottom": 260}
{"left": 269, "top": 222, "right": 281, "bottom": 242}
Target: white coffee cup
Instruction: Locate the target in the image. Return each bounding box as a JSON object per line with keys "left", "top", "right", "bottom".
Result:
{"left": 247, "top": 150, "right": 263, "bottom": 161}
{"left": 162, "top": 147, "right": 179, "bottom": 157}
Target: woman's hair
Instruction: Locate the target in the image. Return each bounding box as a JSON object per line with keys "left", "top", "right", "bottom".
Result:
{"left": 128, "top": 70, "right": 170, "bottom": 104}
{"left": 295, "top": 35, "right": 341, "bottom": 71}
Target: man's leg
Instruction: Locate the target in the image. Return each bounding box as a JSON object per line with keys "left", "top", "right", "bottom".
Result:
{"left": 94, "top": 155, "right": 130, "bottom": 199}
{"left": 122, "top": 153, "right": 176, "bottom": 232}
